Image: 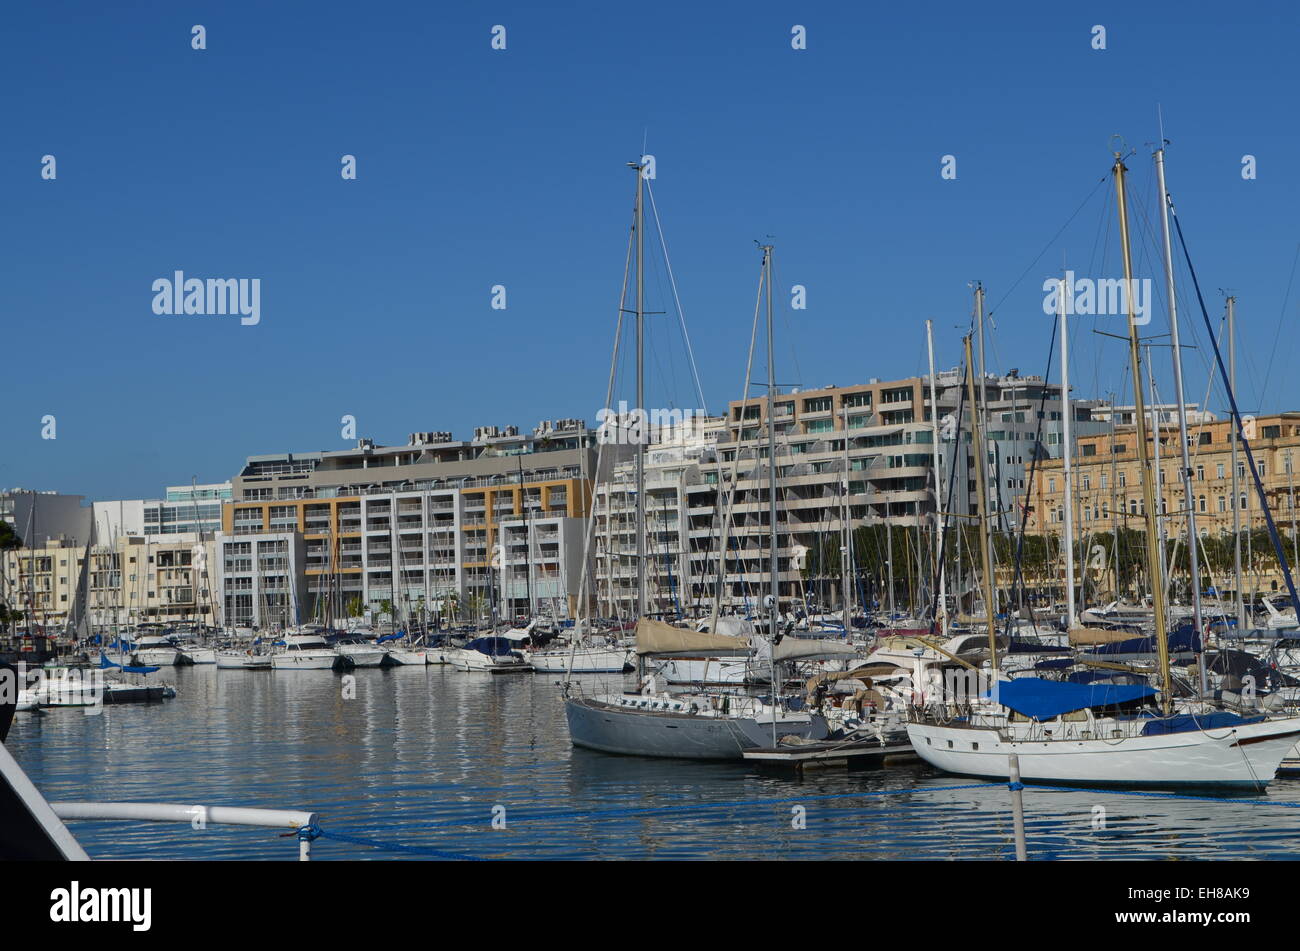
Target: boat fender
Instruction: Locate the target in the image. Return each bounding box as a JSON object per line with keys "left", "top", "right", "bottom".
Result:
{"left": 688, "top": 703, "right": 699, "bottom": 715}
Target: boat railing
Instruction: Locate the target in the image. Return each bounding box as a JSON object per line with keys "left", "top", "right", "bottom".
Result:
{"left": 50, "top": 802, "right": 320, "bottom": 860}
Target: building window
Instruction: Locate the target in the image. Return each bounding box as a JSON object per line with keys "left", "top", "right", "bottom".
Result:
{"left": 1196, "top": 465, "right": 1204, "bottom": 481}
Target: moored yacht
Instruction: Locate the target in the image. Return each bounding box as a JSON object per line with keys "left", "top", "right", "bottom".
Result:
{"left": 272, "top": 633, "right": 339, "bottom": 671}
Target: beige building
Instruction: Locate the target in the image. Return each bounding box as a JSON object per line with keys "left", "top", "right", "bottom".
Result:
{"left": 1, "top": 534, "right": 217, "bottom": 634}
{"left": 1023, "top": 412, "right": 1300, "bottom": 595}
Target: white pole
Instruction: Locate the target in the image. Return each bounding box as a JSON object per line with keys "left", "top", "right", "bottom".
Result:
{"left": 1060, "top": 278, "right": 1077, "bottom": 629}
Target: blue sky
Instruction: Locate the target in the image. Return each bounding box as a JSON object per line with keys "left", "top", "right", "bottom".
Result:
{"left": 3, "top": 1, "right": 1298, "bottom": 500}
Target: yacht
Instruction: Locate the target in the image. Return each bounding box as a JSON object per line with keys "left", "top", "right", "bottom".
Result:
{"left": 907, "top": 676, "right": 1300, "bottom": 789}
{"left": 272, "top": 633, "right": 339, "bottom": 671}
{"left": 446, "top": 636, "right": 532, "bottom": 673}
{"left": 333, "top": 636, "right": 389, "bottom": 668}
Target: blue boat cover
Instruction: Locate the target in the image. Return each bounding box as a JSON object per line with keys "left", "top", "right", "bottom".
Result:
{"left": 1140, "top": 712, "right": 1264, "bottom": 736}
{"left": 465, "top": 637, "right": 515, "bottom": 657}
{"left": 985, "top": 677, "right": 1157, "bottom": 720}
{"left": 377, "top": 632, "right": 404, "bottom": 643}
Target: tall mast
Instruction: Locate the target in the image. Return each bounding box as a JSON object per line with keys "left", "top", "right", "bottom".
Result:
{"left": 1059, "top": 276, "right": 1078, "bottom": 628}
{"left": 1155, "top": 146, "right": 1207, "bottom": 695}
{"left": 1114, "top": 153, "right": 1172, "bottom": 714}
{"left": 926, "top": 320, "right": 948, "bottom": 634}
{"left": 1227, "top": 296, "right": 1243, "bottom": 630}
{"left": 965, "top": 334, "right": 999, "bottom": 671}
{"left": 761, "top": 245, "right": 779, "bottom": 629}
{"left": 841, "top": 403, "right": 854, "bottom": 635}
{"left": 974, "top": 282, "right": 996, "bottom": 614}
{"left": 633, "top": 162, "right": 647, "bottom": 619}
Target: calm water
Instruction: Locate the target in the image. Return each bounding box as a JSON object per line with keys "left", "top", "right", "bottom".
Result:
{"left": 9, "top": 665, "right": 1300, "bottom": 860}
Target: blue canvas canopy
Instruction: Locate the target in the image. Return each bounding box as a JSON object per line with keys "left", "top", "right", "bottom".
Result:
{"left": 985, "top": 677, "right": 1156, "bottom": 720}
{"left": 98, "top": 653, "right": 160, "bottom": 675}
{"left": 377, "top": 632, "right": 404, "bottom": 643}
{"left": 465, "top": 637, "right": 516, "bottom": 657}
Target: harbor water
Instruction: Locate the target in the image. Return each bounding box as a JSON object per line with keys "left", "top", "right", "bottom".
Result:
{"left": 9, "top": 666, "right": 1300, "bottom": 860}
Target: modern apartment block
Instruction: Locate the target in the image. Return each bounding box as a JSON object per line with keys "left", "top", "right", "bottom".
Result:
{"left": 1, "top": 490, "right": 93, "bottom": 547}
{"left": 216, "top": 421, "right": 622, "bottom": 625}
{"left": 1, "top": 533, "right": 217, "bottom": 633}
{"left": 93, "top": 483, "right": 232, "bottom": 541}
{"left": 592, "top": 373, "right": 1112, "bottom": 616}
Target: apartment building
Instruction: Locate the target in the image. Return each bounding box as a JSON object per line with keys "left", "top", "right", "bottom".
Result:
{"left": 593, "top": 374, "right": 1112, "bottom": 616}
{"left": 217, "top": 421, "right": 620, "bottom": 625}
{"left": 0, "top": 532, "right": 217, "bottom": 633}
{"left": 1024, "top": 411, "right": 1300, "bottom": 593}
{"left": 93, "top": 483, "right": 231, "bottom": 541}
{"left": 0, "top": 490, "right": 92, "bottom": 547}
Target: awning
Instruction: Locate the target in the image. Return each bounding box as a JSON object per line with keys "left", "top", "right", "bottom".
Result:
{"left": 985, "top": 677, "right": 1156, "bottom": 720}
{"left": 635, "top": 618, "right": 749, "bottom": 657}
{"left": 773, "top": 638, "right": 858, "bottom": 663}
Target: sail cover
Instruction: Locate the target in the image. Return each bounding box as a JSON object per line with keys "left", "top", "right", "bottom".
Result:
{"left": 772, "top": 638, "right": 858, "bottom": 663}
{"left": 985, "top": 677, "right": 1156, "bottom": 720}
{"left": 634, "top": 618, "right": 749, "bottom": 657}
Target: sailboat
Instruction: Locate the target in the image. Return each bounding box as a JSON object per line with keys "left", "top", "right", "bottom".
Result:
{"left": 564, "top": 182, "right": 827, "bottom": 758}
{"left": 908, "top": 151, "right": 1300, "bottom": 788}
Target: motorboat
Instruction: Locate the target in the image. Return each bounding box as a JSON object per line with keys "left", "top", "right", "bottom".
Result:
{"left": 271, "top": 634, "right": 339, "bottom": 671}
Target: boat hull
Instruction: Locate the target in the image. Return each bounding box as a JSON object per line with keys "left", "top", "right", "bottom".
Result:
{"left": 386, "top": 648, "right": 428, "bottom": 666}
{"left": 906, "top": 718, "right": 1300, "bottom": 788}
{"left": 271, "top": 651, "right": 337, "bottom": 670}
{"left": 526, "top": 647, "right": 632, "bottom": 674}
{"left": 216, "top": 652, "right": 273, "bottom": 670}
{"left": 565, "top": 697, "right": 827, "bottom": 760}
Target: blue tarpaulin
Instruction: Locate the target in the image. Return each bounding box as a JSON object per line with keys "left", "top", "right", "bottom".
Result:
{"left": 1140, "top": 712, "right": 1263, "bottom": 736}
{"left": 984, "top": 677, "right": 1157, "bottom": 720}
{"left": 465, "top": 637, "right": 516, "bottom": 657}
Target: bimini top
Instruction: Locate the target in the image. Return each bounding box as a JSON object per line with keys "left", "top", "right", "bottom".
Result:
{"left": 985, "top": 677, "right": 1156, "bottom": 720}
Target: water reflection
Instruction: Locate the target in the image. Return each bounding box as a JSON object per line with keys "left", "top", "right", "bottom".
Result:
{"left": 8, "top": 666, "right": 1300, "bottom": 860}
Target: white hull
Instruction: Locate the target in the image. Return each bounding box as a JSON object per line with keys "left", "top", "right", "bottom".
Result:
{"left": 133, "top": 648, "right": 181, "bottom": 667}
{"left": 216, "top": 651, "right": 273, "bottom": 670}
{"left": 387, "top": 648, "right": 428, "bottom": 666}
{"left": 181, "top": 648, "right": 217, "bottom": 664}
{"left": 526, "top": 646, "right": 632, "bottom": 674}
{"left": 272, "top": 651, "right": 337, "bottom": 670}
{"left": 907, "top": 717, "right": 1300, "bottom": 788}
{"left": 659, "top": 657, "right": 766, "bottom": 686}
{"left": 446, "top": 649, "right": 531, "bottom": 673}
{"left": 336, "top": 646, "right": 389, "bottom": 668}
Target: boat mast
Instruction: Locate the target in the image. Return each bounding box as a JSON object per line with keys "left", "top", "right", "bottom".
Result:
{"left": 974, "top": 282, "right": 997, "bottom": 615}
{"left": 1227, "top": 295, "right": 1244, "bottom": 630}
{"left": 964, "top": 334, "right": 999, "bottom": 672}
{"left": 1059, "top": 275, "right": 1078, "bottom": 629}
{"left": 926, "top": 320, "right": 947, "bottom": 634}
{"left": 841, "top": 402, "right": 853, "bottom": 635}
{"left": 634, "top": 162, "right": 647, "bottom": 620}
{"left": 761, "top": 244, "right": 779, "bottom": 628}
{"left": 1113, "top": 152, "right": 1172, "bottom": 714}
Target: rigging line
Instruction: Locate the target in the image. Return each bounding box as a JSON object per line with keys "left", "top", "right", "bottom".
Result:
{"left": 985, "top": 173, "right": 1110, "bottom": 321}
{"left": 572, "top": 217, "right": 635, "bottom": 641}
{"left": 1260, "top": 242, "right": 1300, "bottom": 403}
{"left": 1171, "top": 201, "right": 1300, "bottom": 619}
{"left": 1007, "top": 310, "right": 1059, "bottom": 635}
{"left": 645, "top": 180, "right": 709, "bottom": 416}
{"left": 711, "top": 264, "right": 767, "bottom": 623}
